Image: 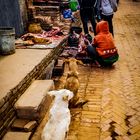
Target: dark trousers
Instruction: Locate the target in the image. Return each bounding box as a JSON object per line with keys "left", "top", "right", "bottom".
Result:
{"left": 101, "top": 14, "right": 114, "bottom": 36}
{"left": 86, "top": 45, "right": 115, "bottom": 66}
{"left": 86, "top": 45, "right": 98, "bottom": 61}
{"left": 80, "top": 8, "right": 96, "bottom": 35}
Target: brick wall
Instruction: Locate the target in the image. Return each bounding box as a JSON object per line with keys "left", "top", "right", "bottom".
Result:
{"left": 0, "top": 37, "right": 67, "bottom": 139}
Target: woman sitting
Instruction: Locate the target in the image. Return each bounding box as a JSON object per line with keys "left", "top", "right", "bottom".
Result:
{"left": 86, "top": 20, "right": 119, "bottom": 67}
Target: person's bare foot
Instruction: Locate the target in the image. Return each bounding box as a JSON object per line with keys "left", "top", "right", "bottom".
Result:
{"left": 95, "top": 60, "right": 101, "bottom": 67}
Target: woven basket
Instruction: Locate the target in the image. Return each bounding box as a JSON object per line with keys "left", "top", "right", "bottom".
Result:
{"left": 28, "top": 23, "right": 42, "bottom": 33}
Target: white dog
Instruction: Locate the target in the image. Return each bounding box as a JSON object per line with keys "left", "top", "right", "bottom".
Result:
{"left": 41, "top": 89, "right": 73, "bottom": 140}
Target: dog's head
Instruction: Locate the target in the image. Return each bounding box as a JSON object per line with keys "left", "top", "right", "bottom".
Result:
{"left": 67, "top": 71, "right": 79, "bottom": 79}
{"left": 65, "top": 58, "right": 83, "bottom": 65}
{"left": 48, "top": 89, "right": 74, "bottom": 101}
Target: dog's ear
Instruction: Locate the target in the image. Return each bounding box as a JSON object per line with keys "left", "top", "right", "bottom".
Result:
{"left": 64, "top": 59, "right": 69, "bottom": 63}
{"left": 63, "top": 95, "right": 69, "bottom": 101}
{"left": 76, "top": 60, "right": 84, "bottom": 65}
{"left": 64, "top": 89, "right": 74, "bottom": 100}
{"left": 75, "top": 71, "right": 79, "bottom": 76}
{"left": 48, "top": 91, "right": 56, "bottom": 96}
{"left": 67, "top": 71, "right": 72, "bottom": 77}
{"left": 67, "top": 71, "right": 79, "bottom": 78}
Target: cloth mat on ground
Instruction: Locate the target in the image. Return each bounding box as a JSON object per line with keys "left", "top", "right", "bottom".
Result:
{"left": 16, "top": 36, "right": 66, "bottom": 49}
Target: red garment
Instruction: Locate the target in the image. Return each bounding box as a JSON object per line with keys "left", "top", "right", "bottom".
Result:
{"left": 93, "top": 21, "right": 117, "bottom": 58}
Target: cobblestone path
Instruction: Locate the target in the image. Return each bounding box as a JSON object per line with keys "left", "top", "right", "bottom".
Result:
{"left": 66, "top": 0, "right": 140, "bottom": 140}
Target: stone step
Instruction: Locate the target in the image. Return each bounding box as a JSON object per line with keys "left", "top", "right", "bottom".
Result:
{"left": 2, "top": 131, "right": 32, "bottom": 140}
{"left": 34, "top": 6, "right": 60, "bottom": 11}
{"left": 47, "top": 1, "right": 60, "bottom": 6}
{"left": 52, "top": 59, "right": 64, "bottom": 76}
{"left": 11, "top": 119, "right": 37, "bottom": 132}
{"left": 34, "top": 6, "right": 60, "bottom": 17}
{"left": 14, "top": 80, "right": 54, "bottom": 122}
{"left": 33, "top": 2, "right": 48, "bottom": 6}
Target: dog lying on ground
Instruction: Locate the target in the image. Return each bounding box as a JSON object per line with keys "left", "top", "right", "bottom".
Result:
{"left": 41, "top": 89, "right": 73, "bottom": 140}
{"left": 65, "top": 57, "right": 84, "bottom": 74}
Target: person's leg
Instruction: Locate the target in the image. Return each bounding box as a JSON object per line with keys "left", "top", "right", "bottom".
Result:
{"left": 80, "top": 9, "right": 89, "bottom": 34}
{"left": 90, "top": 18, "right": 97, "bottom": 35}
{"left": 86, "top": 45, "right": 97, "bottom": 60}
{"left": 108, "top": 15, "right": 114, "bottom": 36}
{"left": 82, "top": 18, "right": 89, "bottom": 34}
{"left": 89, "top": 9, "right": 97, "bottom": 35}
{"left": 86, "top": 45, "right": 101, "bottom": 67}
{"left": 101, "top": 14, "right": 114, "bottom": 36}
{"left": 86, "top": 45, "right": 96, "bottom": 59}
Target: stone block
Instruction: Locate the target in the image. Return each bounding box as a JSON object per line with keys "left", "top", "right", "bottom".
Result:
{"left": 24, "top": 121, "right": 37, "bottom": 132}
{"left": 12, "top": 119, "right": 30, "bottom": 130}
{"left": 14, "top": 80, "right": 54, "bottom": 122}
{"left": 2, "top": 131, "right": 31, "bottom": 140}
{"left": 52, "top": 59, "right": 64, "bottom": 76}
{"left": 0, "top": 98, "right": 5, "bottom": 109}
{"left": 45, "top": 60, "right": 55, "bottom": 79}
{"left": 11, "top": 119, "right": 37, "bottom": 132}
{"left": 47, "top": 1, "right": 60, "bottom": 6}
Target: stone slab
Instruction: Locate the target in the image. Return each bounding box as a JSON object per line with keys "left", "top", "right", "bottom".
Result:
{"left": 0, "top": 49, "right": 51, "bottom": 99}
{"left": 14, "top": 80, "right": 54, "bottom": 121}
{"left": 11, "top": 119, "right": 37, "bottom": 132}
{"left": 52, "top": 59, "right": 64, "bottom": 76}
{"left": 2, "top": 131, "right": 31, "bottom": 140}
{"left": 24, "top": 121, "right": 37, "bottom": 132}
{"left": 11, "top": 119, "right": 30, "bottom": 130}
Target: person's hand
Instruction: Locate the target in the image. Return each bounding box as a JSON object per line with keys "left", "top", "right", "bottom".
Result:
{"left": 84, "top": 38, "right": 90, "bottom": 45}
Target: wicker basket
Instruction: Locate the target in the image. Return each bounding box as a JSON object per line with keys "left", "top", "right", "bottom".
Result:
{"left": 28, "top": 23, "right": 43, "bottom": 33}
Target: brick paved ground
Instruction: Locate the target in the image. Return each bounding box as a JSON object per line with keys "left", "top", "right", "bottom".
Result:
{"left": 66, "top": 0, "right": 140, "bottom": 140}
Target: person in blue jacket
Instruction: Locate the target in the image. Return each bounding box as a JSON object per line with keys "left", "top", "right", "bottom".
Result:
{"left": 96, "top": 0, "right": 118, "bottom": 36}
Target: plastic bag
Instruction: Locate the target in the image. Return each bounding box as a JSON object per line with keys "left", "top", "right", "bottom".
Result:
{"left": 63, "top": 9, "right": 72, "bottom": 19}
{"left": 69, "top": 0, "right": 79, "bottom": 11}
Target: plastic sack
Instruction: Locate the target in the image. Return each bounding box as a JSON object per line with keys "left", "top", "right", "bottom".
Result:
{"left": 63, "top": 9, "right": 72, "bottom": 19}
{"left": 69, "top": 0, "right": 79, "bottom": 11}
